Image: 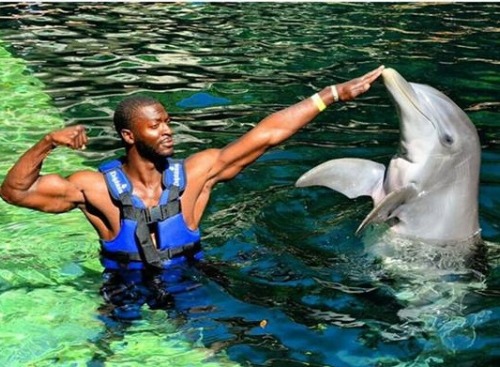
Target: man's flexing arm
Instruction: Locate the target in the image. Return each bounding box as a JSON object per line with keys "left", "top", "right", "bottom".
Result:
{"left": 1, "top": 125, "right": 89, "bottom": 213}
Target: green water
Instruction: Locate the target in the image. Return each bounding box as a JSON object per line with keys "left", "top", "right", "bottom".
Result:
{"left": 0, "top": 2, "right": 499, "bottom": 367}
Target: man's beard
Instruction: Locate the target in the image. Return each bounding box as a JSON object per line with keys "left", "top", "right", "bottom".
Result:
{"left": 135, "top": 139, "right": 170, "bottom": 162}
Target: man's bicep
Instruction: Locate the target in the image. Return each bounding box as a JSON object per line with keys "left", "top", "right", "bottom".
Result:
{"left": 27, "top": 174, "right": 85, "bottom": 212}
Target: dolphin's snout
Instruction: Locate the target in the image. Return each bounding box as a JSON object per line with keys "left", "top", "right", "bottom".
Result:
{"left": 381, "top": 67, "right": 418, "bottom": 108}
{"left": 381, "top": 68, "right": 404, "bottom": 87}
{"left": 381, "top": 67, "right": 397, "bottom": 79}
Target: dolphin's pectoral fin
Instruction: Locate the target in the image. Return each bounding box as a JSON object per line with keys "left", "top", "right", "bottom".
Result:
{"left": 295, "top": 158, "right": 386, "bottom": 200}
{"left": 356, "top": 184, "right": 418, "bottom": 235}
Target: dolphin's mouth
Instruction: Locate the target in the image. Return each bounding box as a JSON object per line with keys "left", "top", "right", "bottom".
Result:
{"left": 382, "top": 68, "right": 436, "bottom": 129}
{"left": 381, "top": 68, "right": 453, "bottom": 155}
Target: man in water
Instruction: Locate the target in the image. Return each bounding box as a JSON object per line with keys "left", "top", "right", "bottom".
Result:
{"left": 1, "top": 66, "right": 384, "bottom": 319}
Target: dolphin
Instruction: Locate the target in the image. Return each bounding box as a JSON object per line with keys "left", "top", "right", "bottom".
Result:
{"left": 296, "top": 68, "right": 482, "bottom": 246}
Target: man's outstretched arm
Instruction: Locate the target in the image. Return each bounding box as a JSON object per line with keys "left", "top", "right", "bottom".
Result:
{"left": 203, "top": 66, "right": 385, "bottom": 183}
{"left": 1, "top": 125, "right": 88, "bottom": 212}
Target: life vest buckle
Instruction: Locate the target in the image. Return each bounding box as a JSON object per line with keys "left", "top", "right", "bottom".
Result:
{"left": 143, "top": 205, "right": 164, "bottom": 224}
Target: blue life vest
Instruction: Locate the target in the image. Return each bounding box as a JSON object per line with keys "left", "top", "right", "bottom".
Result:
{"left": 98, "top": 158, "right": 202, "bottom": 270}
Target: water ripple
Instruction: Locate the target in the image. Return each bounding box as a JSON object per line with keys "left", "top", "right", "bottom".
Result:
{"left": 1, "top": 2, "right": 499, "bottom": 366}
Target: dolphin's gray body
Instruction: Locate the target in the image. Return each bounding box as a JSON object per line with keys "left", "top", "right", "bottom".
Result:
{"left": 296, "top": 68, "right": 482, "bottom": 245}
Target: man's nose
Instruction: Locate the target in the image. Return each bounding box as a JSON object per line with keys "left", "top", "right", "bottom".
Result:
{"left": 161, "top": 122, "right": 172, "bottom": 134}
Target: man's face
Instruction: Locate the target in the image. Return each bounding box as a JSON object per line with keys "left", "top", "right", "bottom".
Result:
{"left": 130, "top": 103, "right": 174, "bottom": 159}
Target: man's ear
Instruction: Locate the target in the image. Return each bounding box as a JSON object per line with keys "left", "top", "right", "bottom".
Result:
{"left": 121, "top": 129, "right": 134, "bottom": 145}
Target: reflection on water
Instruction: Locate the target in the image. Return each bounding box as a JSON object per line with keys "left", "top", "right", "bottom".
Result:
{"left": 0, "top": 2, "right": 499, "bottom": 367}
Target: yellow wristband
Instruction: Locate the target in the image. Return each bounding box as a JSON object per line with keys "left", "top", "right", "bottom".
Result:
{"left": 311, "top": 93, "right": 326, "bottom": 112}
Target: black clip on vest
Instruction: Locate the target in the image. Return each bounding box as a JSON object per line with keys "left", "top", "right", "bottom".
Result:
{"left": 119, "top": 185, "right": 181, "bottom": 269}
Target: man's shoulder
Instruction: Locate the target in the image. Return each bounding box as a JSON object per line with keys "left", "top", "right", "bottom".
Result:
{"left": 68, "top": 169, "right": 106, "bottom": 189}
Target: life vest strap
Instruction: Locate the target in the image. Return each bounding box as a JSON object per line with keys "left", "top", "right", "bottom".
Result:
{"left": 101, "top": 242, "right": 201, "bottom": 264}
{"left": 135, "top": 221, "right": 163, "bottom": 268}
{"left": 121, "top": 201, "right": 180, "bottom": 225}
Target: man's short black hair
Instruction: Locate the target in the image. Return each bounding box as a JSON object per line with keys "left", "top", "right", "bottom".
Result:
{"left": 113, "top": 95, "right": 161, "bottom": 138}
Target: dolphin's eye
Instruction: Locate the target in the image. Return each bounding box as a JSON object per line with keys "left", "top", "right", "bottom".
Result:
{"left": 443, "top": 133, "right": 454, "bottom": 145}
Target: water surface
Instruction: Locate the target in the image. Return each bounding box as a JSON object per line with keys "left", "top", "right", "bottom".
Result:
{"left": 0, "top": 3, "right": 499, "bottom": 367}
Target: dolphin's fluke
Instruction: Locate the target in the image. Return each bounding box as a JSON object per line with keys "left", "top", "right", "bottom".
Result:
{"left": 295, "top": 158, "right": 386, "bottom": 200}
{"left": 356, "top": 184, "right": 418, "bottom": 235}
